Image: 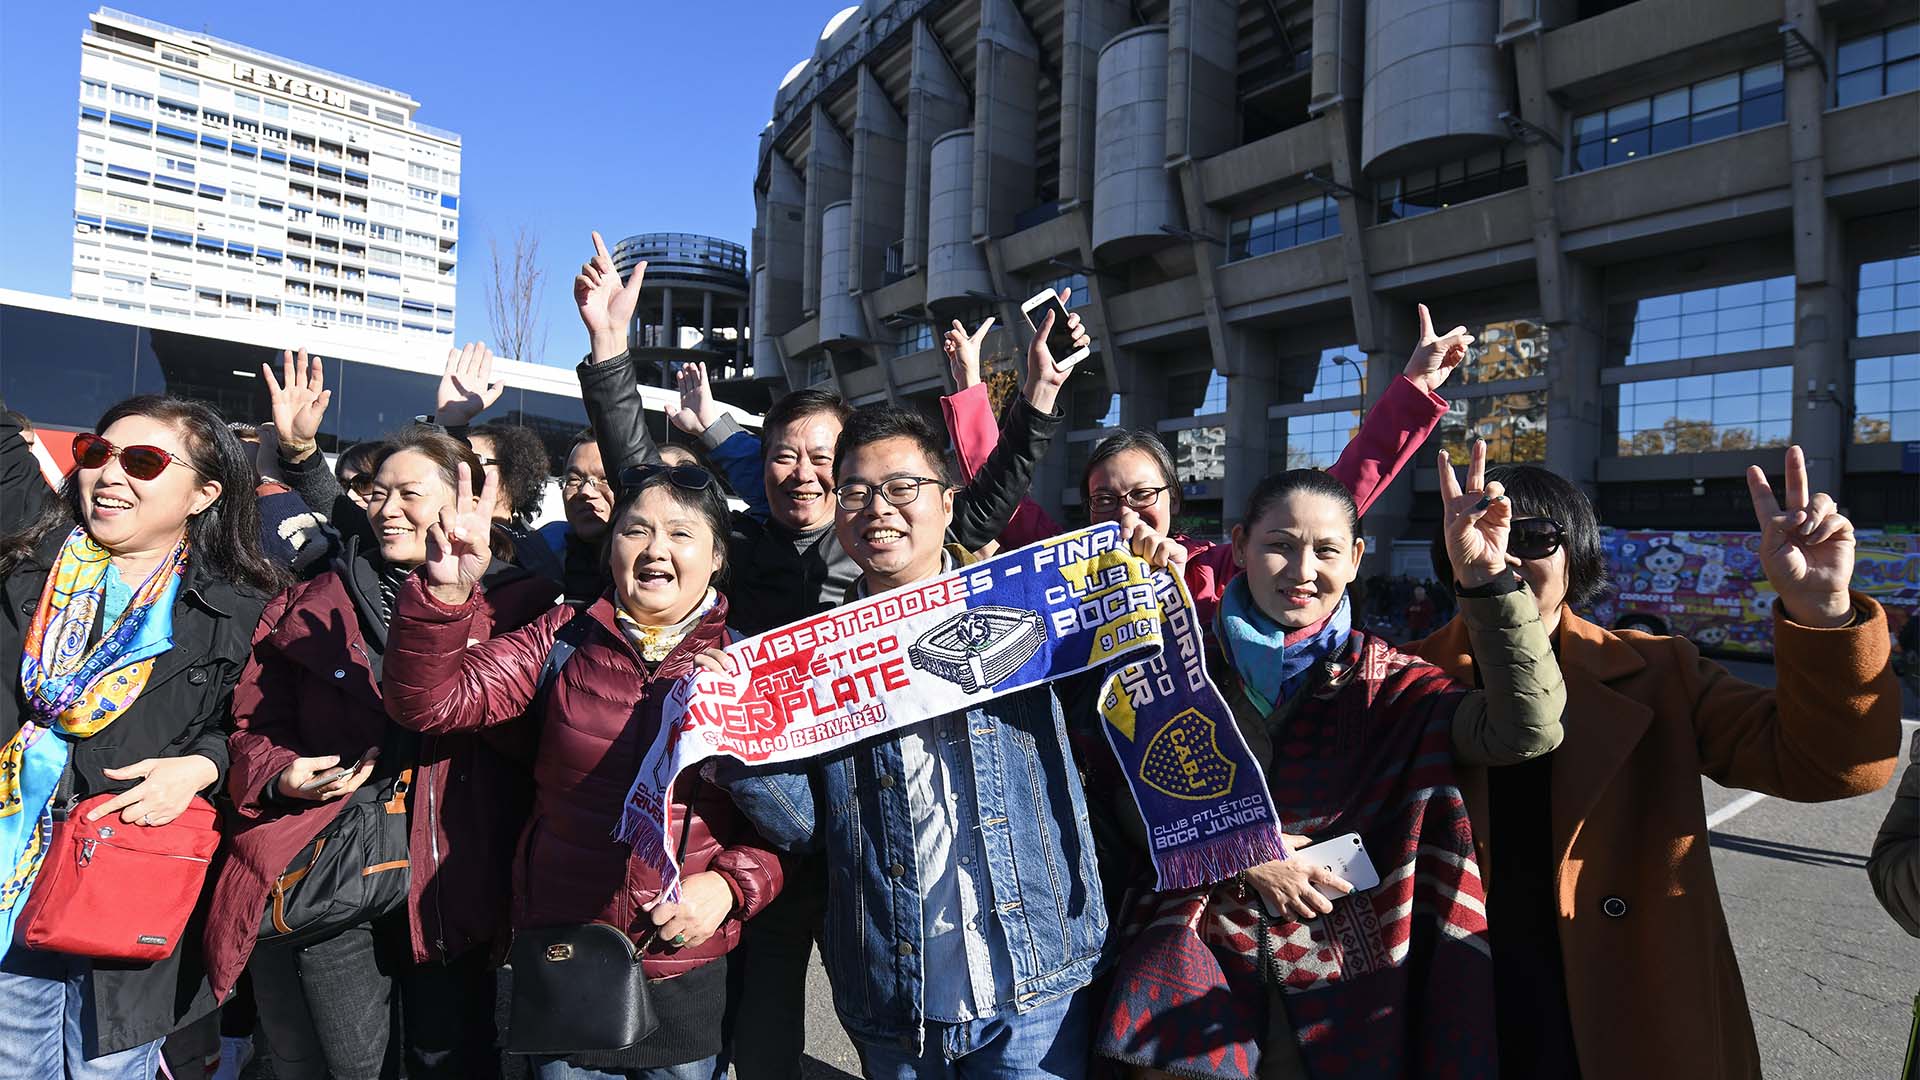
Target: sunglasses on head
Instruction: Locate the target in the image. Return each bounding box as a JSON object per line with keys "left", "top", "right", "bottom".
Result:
{"left": 72, "top": 433, "right": 198, "bottom": 482}
{"left": 618, "top": 463, "right": 716, "bottom": 494}
{"left": 1509, "top": 517, "right": 1566, "bottom": 561}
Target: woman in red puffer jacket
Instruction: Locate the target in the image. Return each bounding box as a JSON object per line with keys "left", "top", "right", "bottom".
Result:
{"left": 382, "top": 461, "right": 784, "bottom": 1080}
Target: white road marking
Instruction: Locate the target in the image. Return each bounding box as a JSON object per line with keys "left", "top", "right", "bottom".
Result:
{"left": 1707, "top": 791, "right": 1770, "bottom": 830}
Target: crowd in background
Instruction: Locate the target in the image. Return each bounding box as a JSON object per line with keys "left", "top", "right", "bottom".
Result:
{"left": 0, "top": 231, "right": 1909, "bottom": 1080}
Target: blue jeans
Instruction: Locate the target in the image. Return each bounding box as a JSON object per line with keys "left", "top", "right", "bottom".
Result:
{"left": 855, "top": 987, "right": 1092, "bottom": 1080}
{"left": 533, "top": 1055, "right": 719, "bottom": 1080}
{"left": 0, "top": 947, "right": 162, "bottom": 1080}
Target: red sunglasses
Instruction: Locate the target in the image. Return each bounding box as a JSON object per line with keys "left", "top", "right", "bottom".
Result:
{"left": 72, "top": 433, "right": 198, "bottom": 481}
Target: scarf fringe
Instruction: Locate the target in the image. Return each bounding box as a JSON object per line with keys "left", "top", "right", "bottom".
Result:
{"left": 1154, "top": 826, "right": 1288, "bottom": 892}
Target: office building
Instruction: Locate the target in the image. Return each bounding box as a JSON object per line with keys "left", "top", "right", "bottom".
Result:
{"left": 751, "top": 0, "right": 1917, "bottom": 569}
{"left": 71, "top": 7, "right": 462, "bottom": 342}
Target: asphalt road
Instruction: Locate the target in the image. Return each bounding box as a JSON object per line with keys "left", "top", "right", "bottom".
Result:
{"left": 242, "top": 659, "right": 1920, "bottom": 1079}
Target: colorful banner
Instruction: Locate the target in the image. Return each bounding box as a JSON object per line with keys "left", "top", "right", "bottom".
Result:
{"left": 616, "top": 522, "right": 1286, "bottom": 897}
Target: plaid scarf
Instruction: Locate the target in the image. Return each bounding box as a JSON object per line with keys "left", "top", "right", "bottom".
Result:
{"left": 1100, "top": 629, "right": 1497, "bottom": 1080}
{"left": 0, "top": 528, "right": 187, "bottom": 955}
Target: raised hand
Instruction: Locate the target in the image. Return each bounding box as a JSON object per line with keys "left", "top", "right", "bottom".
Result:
{"left": 943, "top": 316, "right": 996, "bottom": 389}
{"left": 1025, "top": 288, "right": 1087, "bottom": 415}
{"left": 434, "top": 341, "right": 506, "bottom": 427}
{"left": 422, "top": 460, "right": 498, "bottom": 603}
{"left": 1438, "top": 439, "right": 1513, "bottom": 587}
{"left": 1746, "top": 445, "right": 1855, "bottom": 628}
{"left": 574, "top": 230, "right": 647, "bottom": 363}
{"left": 1403, "top": 303, "right": 1475, "bottom": 396}
{"left": 665, "top": 361, "right": 724, "bottom": 436}
{"left": 263, "top": 349, "right": 331, "bottom": 456}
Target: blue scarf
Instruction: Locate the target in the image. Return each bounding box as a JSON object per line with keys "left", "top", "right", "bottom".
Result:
{"left": 1215, "top": 576, "right": 1351, "bottom": 716}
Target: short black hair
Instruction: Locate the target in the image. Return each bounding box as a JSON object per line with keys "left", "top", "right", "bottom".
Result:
{"left": 764, "top": 389, "right": 852, "bottom": 445}
{"left": 832, "top": 405, "right": 955, "bottom": 487}
{"left": 1426, "top": 464, "right": 1607, "bottom": 605}
{"left": 1083, "top": 430, "right": 1182, "bottom": 514}
{"left": 1239, "top": 469, "right": 1361, "bottom": 541}
{"left": 470, "top": 420, "right": 552, "bottom": 522}
{"left": 335, "top": 440, "right": 389, "bottom": 481}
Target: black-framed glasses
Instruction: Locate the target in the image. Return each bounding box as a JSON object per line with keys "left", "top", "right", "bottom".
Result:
{"left": 343, "top": 473, "right": 378, "bottom": 497}
{"left": 619, "top": 463, "right": 716, "bottom": 494}
{"left": 1087, "top": 485, "right": 1172, "bottom": 514}
{"left": 833, "top": 476, "right": 949, "bottom": 511}
{"left": 1510, "top": 516, "right": 1566, "bottom": 561}
{"left": 559, "top": 473, "right": 613, "bottom": 495}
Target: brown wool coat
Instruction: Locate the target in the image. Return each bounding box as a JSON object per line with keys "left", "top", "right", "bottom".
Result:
{"left": 1408, "top": 594, "right": 1902, "bottom": 1080}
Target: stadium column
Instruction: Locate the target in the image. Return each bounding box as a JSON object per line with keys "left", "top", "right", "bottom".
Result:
{"left": 755, "top": 149, "right": 809, "bottom": 390}
{"left": 1059, "top": 0, "right": 1132, "bottom": 209}
{"left": 804, "top": 103, "right": 853, "bottom": 318}
{"left": 1783, "top": 0, "right": 1850, "bottom": 496}
{"left": 971, "top": 0, "right": 1040, "bottom": 243}
{"left": 903, "top": 19, "right": 971, "bottom": 276}
{"left": 1314, "top": 0, "right": 1411, "bottom": 574}
{"left": 1500, "top": 12, "right": 1605, "bottom": 489}
{"left": 853, "top": 66, "right": 907, "bottom": 397}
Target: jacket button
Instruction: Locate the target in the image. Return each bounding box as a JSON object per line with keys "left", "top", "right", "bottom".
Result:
{"left": 19, "top": 599, "right": 34, "bottom": 615}
{"left": 887, "top": 863, "right": 906, "bottom": 878}
{"left": 895, "top": 941, "right": 914, "bottom": 957}
{"left": 877, "top": 774, "right": 896, "bottom": 789}
{"left": 1601, "top": 896, "right": 1629, "bottom": 918}
{"left": 333, "top": 669, "right": 346, "bottom": 679}
{"left": 188, "top": 668, "right": 208, "bottom": 685}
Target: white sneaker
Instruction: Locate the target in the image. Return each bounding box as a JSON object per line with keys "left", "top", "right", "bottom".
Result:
{"left": 211, "top": 1035, "right": 255, "bottom": 1080}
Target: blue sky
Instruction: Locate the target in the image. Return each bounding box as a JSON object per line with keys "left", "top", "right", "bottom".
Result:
{"left": 0, "top": 1, "right": 853, "bottom": 363}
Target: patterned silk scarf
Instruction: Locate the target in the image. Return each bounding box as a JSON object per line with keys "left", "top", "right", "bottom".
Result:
{"left": 0, "top": 527, "right": 187, "bottom": 953}
{"left": 616, "top": 589, "right": 720, "bottom": 663}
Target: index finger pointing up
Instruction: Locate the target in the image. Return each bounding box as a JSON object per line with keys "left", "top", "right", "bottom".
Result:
{"left": 592, "top": 231, "right": 610, "bottom": 260}
{"left": 1417, "top": 303, "right": 1435, "bottom": 342}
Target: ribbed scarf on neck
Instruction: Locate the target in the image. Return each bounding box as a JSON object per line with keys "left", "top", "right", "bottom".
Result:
{"left": 1215, "top": 576, "right": 1351, "bottom": 716}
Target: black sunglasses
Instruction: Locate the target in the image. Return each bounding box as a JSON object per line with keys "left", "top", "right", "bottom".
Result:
{"left": 619, "top": 463, "right": 716, "bottom": 494}
{"left": 1510, "top": 517, "right": 1566, "bottom": 561}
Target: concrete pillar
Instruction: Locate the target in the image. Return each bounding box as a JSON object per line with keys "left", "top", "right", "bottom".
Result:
{"left": 756, "top": 143, "right": 808, "bottom": 388}
{"left": 661, "top": 286, "right": 675, "bottom": 352}
{"left": 1060, "top": 0, "right": 1132, "bottom": 207}
{"left": 1361, "top": 0, "right": 1506, "bottom": 174}
{"left": 1168, "top": 0, "right": 1239, "bottom": 162}
{"left": 972, "top": 0, "right": 1040, "bottom": 240}
{"left": 1783, "top": 0, "right": 1848, "bottom": 497}
{"left": 1311, "top": 0, "right": 1366, "bottom": 111}
{"left": 1225, "top": 333, "right": 1278, "bottom": 521}
{"left": 851, "top": 67, "right": 908, "bottom": 293}
{"left": 927, "top": 131, "right": 994, "bottom": 307}
{"left": 818, "top": 201, "right": 865, "bottom": 343}
{"left": 1093, "top": 27, "right": 1183, "bottom": 259}
{"left": 701, "top": 290, "right": 714, "bottom": 351}
{"left": 904, "top": 20, "right": 972, "bottom": 273}
{"left": 803, "top": 104, "right": 852, "bottom": 314}
{"left": 1359, "top": 304, "right": 1419, "bottom": 575}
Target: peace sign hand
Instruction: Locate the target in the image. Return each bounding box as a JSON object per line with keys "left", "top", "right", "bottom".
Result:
{"left": 1404, "top": 303, "right": 1475, "bottom": 396}
{"left": 666, "top": 361, "right": 723, "bottom": 436}
{"left": 943, "top": 316, "right": 996, "bottom": 389}
{"left": 1746, "top": 445, "right": 1855, "bottom": 628}
{"left": 422, "top": 460, "right": 499, "bottom": 605}
{"left": 574, "top": 230, "right": 647, "bottom": 363}
{"left": 263, "top": 349, "right": 331, "bottom": 453}
{"left": 1438, "top": 440, "right": 1513, "bottom": 588}
{"left": 434, "top": 341, "right": 506, "bottom": 427}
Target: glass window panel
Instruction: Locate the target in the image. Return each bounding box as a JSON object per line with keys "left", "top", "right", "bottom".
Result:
{"left": 1607, "top": 99, "right": 1651, "bottom": 132}
{"left": 1575, "top": 139, "right": 1606, "bottom": 172}
{"left": 1838, "top": 35, "right": 1885, "bottom": 74}
{"left": 1892, "top": 57, "right": 1920, "bottom": 95}
{"left": 1888, "top": 22, "right": 1920, "bottom": 60}
{"left": 1858, "top": 382, "right": 1891, "bottom": 414}
{"left": 1897, "top": 309, "right": 1920, "bottom": 333}
{"left": 1639, "top": 294, "right": 1682, "bottom": 319}
{"left": 1633, "top": 339, "right": 1679, "bottom": 365}
{"left": 1693, "top": 74, "right": 1739, "bottom": 111}
{"left": 1607, "top": 129, "right": 1649, "bottom": 163}
{"left": 1895, "top": 411, "right": 1920, "bottom": 440}
{"left": 1675, "top": 374, "right": 1714, "bottom": 399}
{"left": 1690, "top": 106, "right": 1738, "bottom": 141}
{"left": 1718, "top": 328, "right": 1764, "bottom": 353}
{"left": 1741, "top": 63, "right": 1783, "bottom": 95}
{"left": 1573, "top": 113, "right": 1606, "bottom": 139}
{"left": 1652, "top": 89, "right": 1690, "bottom": 123}
{"left": 1681, "top": 311, "right": 1719, "bottom": 337}
{"left": 1616, "top": 383, "right": 1636, "bottom": 407}
{"left": 1718, "top": 280, "right": 1765, "bottom": 308}
{"left": 1859, "top": 311, "right": 1896, "bottom": 337}
{"left": 1857, "top": 354, "right": 1893, "bottom": 382}
{"left": 1674, "top": 396, "right": 1713, "bottom": 424}
{"left": 1860, "top": 260, "right": 1898, "bottom": 288}
{"left": 1716, "top": 369, "right": 1762, "bottom": 396}
{"left": 1740, "top": 92, "right": 1783, "bottom": 129}
{"left": 1650, "top": 119, "right": 1690, "bottom": 154}
{"left": 1756, "top": 420, "right": 1791, "bottom": 446}
{"left": 1761, "top": 366, "right": 1792, "bottom": 394}
{"left": 1759, "top": 390, "right": 1792, "bottom": 422}
{"left": 1764, "top": 275, "right": 1795, "bottom": 301}
{"left": 1836, "top": 70, "right": 1882, "bottom": 106}
{"left": 1894, "top": 378, "right": 1920, "bottom": 412}
{"left": 1713, "top": 395, "right": 1759, "bottom": 425}
{"left": 1467, "top": 149, "right": 1501, "bottom": 176}
{"left": 1895, "top": 281, "right": 1920, "bottom": 309}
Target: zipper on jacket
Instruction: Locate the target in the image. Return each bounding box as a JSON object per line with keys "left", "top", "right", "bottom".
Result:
{"left": 423, "top": 733, "right": 448, "bottom": 958}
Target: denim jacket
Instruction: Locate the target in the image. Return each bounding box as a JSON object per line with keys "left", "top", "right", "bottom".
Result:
{"left": 719, "top": 681, "right": 1109, "bottom": 1049}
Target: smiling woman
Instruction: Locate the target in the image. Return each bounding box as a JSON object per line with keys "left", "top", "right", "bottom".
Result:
{"left": 0, "top": 395, "right": 281, "bottom": 1076}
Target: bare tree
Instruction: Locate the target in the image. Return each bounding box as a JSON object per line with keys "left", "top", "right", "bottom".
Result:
{"left": 485, "top": 227, "right": 547, "bottom": 363}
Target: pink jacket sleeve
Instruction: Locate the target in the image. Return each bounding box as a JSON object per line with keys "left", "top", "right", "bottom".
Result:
{"left": 1332, "top": 374, "right": 1449, "bottom": 517}
{"left": 941, "top": 383, "right": 1063, "bottom": 550}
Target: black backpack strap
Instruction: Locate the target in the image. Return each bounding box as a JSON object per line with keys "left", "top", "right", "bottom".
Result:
{"left": 532, "top": 606, "right": 597, "bottom": 716}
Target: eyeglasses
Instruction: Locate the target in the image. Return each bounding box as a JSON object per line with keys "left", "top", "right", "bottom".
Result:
{"left": 618, "top": 463, "right": 716, "bottom": 493}
{"left": 833, "top": 476, "right": 949, "bottom": 511}
{"left": 343, "top": 473, "right": 378, "bottom": 497}
{"left": 1086, "top": 485, "right": 1172, "bottom": 514}
{"left": 559, "top": 473, "right": 613, "bottom": 495}
{"left": 72, "top": 433, "right": 198, "bottom": 481}
{"left": 1510, "top": 517, "right": 1567, "bottom": 561}
{"left": 473, "top": 454, "right": 499, "bottom": 469}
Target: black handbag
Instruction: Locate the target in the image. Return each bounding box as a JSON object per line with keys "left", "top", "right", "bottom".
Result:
{"left": 504, "top": 812, "right": 694, "bottom": 1056}
{"left": 257, "top": 769, "right": 413, "bottom": 947}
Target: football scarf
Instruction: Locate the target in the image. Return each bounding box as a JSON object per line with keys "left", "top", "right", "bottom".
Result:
{"left": 617, "top": 522, "right": 1286, "bottom": 896}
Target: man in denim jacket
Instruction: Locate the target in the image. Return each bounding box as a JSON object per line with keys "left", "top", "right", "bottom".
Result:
{"left": 722, "top": 390, "right": 1181, "bottom": 1076}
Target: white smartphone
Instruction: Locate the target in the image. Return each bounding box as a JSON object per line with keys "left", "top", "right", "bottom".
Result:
{"left": 298, "top": 750, "right": 372, "bottom": 793}
{"left": 1020, "top": 288, "right": 1090, "bottom": 372}
{"left": 1256, "top": 832, "right": 1381, "bottom": 917}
